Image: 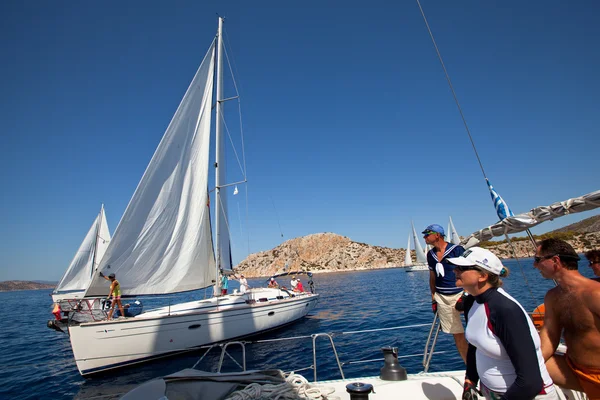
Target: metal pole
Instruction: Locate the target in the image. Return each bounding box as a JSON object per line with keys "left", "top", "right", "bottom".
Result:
{"left": 214, "top": 17, "right": 225, "bottom": 296}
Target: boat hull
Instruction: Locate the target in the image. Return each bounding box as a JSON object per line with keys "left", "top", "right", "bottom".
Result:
{"left": 68, "top": 289, "right": 318, "bottom": 375}
{"left": 405, "top": 264, "right": 429, "bottom": 272}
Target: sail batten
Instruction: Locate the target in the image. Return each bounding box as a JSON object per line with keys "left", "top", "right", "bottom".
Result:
{"left": 84, "top": 42, "right": 218, "bottom": 297}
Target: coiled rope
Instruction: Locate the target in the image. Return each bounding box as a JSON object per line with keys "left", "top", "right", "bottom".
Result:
{"left": 225, "top": 372, "right": 340, "bottom": 400}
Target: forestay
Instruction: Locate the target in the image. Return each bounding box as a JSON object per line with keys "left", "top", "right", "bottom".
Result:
{"left": 85, "top": 41, "right": 218, "bottom": 297}
{"left": 55, "top": 206, "right": 111, "bottom": 293}
{"left": 462, "top": 190, "right": 600, "bottom": 248}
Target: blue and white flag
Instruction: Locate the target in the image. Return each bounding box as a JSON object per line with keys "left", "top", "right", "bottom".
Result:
{"left": 486, "top": 179, "right": 514, "bottom": 220}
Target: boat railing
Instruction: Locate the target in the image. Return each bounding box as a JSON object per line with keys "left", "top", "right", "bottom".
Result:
{"left": 190, "top": 322, "right": 452, "bottom": 382}
{"left": 422, "top": 312, "right": 441, "bottom": 372}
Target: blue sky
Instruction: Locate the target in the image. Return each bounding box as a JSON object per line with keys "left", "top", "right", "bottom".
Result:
{"left": 1, "top": 1, "right": 599, "bottom": 281}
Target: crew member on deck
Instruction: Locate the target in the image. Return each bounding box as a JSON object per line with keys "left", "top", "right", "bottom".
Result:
{"left": 99, "top": 272, "right": 125, "bottom": 320}
{"left": 423, "top": 224, "right": 468, "bottom": 363}
{"left": 268, "top": 277, "right": 278, "bottom": 288}
{"left": 450, "top": 247, "right": 558, "bottom": 399}
{"left": 536, "top": 239, "right": 600, "bottom": 399}
{"left": 585, "top": 249, "right": 600, "bottom": 282}
{"left": 220, "top": 274, "right": 229, "bottom": 295}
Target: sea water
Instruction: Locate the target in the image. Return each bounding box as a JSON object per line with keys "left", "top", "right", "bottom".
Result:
{"left": 1, "top": 258, "right": 594, "bottom": 399}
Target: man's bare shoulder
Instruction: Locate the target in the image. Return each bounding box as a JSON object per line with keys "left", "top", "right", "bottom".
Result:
{"left": 544, "top": 286, "right": 562, "bottom": 302}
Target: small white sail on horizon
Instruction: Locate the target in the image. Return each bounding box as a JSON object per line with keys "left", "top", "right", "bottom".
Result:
{"left": 448, "top": 216, "right": 461, "bottom": 245}
{"left": 404, "top": 236, "right": 412, "bottom": 266}
{"left": 54, "top": 205, "right": 111, "bottom": 297}
{"left": 411, "top": 222, "right": 428, "bottom": 264}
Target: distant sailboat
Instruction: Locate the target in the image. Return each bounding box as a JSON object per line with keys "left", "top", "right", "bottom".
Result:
{"left": 447, "top": 216, "right": 461, "bottom": 245}
{"left": 404, "top": 236, "right": 412, "bottom": 266}
{"left": 405, "top": 222, "right": 429, "bottom": 272}
{"left": 52, "top": 205, "right": 111, "bottom": 302}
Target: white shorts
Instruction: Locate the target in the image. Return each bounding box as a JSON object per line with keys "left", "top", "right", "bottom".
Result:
{"left": 434, "top": 292, "right": 464, "bottom": 334}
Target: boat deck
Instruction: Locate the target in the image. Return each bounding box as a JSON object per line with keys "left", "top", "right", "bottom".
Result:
{"left": 312, "top": 371, "right": 465, "bottom": 399}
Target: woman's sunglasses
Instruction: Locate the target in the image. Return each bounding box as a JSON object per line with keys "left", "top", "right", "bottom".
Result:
{"left": 454, "top": 265, "right": 480, "bottom": 272}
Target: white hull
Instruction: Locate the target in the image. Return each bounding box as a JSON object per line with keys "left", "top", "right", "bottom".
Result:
{"left": 51, "top": 291, "right": 86, "bottom": 302}
{"left": 405, "top": 264, "right": 429, "bottom": 272}
{"left": 68, "top": 288, "right": 318, "bottom": 375}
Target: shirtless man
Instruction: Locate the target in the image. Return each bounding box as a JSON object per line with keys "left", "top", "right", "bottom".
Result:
{"left": 535, "top": 238, "right": 600, "bottom": 399}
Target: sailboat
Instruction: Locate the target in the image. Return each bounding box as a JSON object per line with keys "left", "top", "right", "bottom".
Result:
{"left": 63, "top": 18, "right": 319, "bottom": 376}
{"left": 403, "top": 236, "right": 411, "bottom": 266}
{"left": 404, "top": 222, "right": 429, "bottom": 272}
{"left": 447, "top": 216, "right": 461, "bottom": 245}
{"left": 51, "top": 205, "right": 111, "bottom": 302}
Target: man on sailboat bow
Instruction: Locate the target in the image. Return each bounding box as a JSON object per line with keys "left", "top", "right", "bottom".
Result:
{"left": 423, "top": 224, "right": 468, "bottom": 363}
{"left": 535, "top": 239, "right": 600, "bottom": 399}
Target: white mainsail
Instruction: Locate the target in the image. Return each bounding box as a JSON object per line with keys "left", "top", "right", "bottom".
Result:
{"left": 411, "top": 222, "right": 428, "bottom": 264}
{"left": 448, "top": 216, "right": 460, "bottom": 245}
{"left": 462, "top": 190, "right": 600, "bottom": 248}
{"left": 84, "top": 42, "right": 218, "bottom": 297}
{"left": 54, "top": 205, "right": 111, "bottom": 293}
{"left": 404, "top": 235, "right": 412, "bottom": 266}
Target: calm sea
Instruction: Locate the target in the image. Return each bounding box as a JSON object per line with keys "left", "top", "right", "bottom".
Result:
{"left": 1, "top": 257, "right": 595, "bottom": 400}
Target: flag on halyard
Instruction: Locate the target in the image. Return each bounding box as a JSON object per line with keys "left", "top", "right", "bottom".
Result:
{"left": 486, "top": 179, "right": 514, "bottom": 220}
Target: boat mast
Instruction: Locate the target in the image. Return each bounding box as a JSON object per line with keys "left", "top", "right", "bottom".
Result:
{"left": 89, "top": 204, "right": 103, "bottom": 279}
{"left": 215, "top": 17, "right": 225, "bottom": 293}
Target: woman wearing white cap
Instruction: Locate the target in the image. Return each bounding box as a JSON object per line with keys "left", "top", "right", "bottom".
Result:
{"left": 449, "top": 247, "right": 559, "bottom": 400}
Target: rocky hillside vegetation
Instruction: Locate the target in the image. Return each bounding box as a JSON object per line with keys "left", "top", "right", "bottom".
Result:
{"left": 235, "top": 214, "right": 600, "bottom": 278}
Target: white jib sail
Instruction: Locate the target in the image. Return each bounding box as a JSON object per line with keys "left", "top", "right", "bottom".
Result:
{"left": 404, "top": 235, "right": 412, "bottom": 266}
{"left": 55, "top": 206, "right": 111, "bottom": 293}
{"left": 84, "top": 42, "right": 217, "bottom": 297}
{"left": 412, "top": 222, "right": 428, "bottom": 264}
{"left": 448, "top": 216, "right": 461, "bottom": 245}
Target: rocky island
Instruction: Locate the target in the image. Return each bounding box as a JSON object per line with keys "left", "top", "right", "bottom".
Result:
{"left": 0, "top": 281, "right": 55, "bottom": 292}
{"left": 234, "top": 215, "right": 600, "bottom": 278}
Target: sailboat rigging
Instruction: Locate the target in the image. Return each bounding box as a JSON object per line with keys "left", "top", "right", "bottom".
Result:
{"left": 58, "top": 18, "right": 319, "bottom": 376}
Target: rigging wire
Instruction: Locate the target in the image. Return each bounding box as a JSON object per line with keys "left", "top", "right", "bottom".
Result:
{"left": 270, "top": 196, "right": 285, "bottom": 238}
{"left": 415, "top": 0, "right": 549, "bottom": 302}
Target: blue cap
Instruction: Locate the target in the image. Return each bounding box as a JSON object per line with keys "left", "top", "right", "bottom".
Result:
{"left": 422, "top": 224, "right": 445, "bottom": 236}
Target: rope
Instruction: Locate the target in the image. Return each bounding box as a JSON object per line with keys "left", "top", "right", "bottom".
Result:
{"left": 225, "top": 372, "right": 340, "bottom": 400}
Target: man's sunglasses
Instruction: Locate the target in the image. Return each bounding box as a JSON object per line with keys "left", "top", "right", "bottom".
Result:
{"left": 534, "top": 254, "right": 556, "bottom": 263}
{"left": 422, "top": 231, "right": 437, "bottom": 237}
{"left": 454, "top": 265, "right": 480, "bottom": 272}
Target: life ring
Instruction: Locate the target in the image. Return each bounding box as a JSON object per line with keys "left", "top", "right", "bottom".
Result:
{"left": 531, "top": 303, "right": 545, "bottom": 330}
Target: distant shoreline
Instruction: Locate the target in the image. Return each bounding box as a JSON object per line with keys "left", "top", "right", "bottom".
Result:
{"left": 0, "top": 281, "right": 55, "bottom": 292}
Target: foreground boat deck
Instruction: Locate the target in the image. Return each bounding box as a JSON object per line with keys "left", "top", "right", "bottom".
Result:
{"left": 312, "top": 371, "right": 465, "bottom": 399}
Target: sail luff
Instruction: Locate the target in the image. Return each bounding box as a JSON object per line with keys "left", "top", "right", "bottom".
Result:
{"left": 89, "top": 204, "right": 103, "bottom": 279}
